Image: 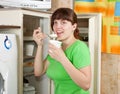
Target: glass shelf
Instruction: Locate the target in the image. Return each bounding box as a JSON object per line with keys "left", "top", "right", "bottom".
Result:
{"left": 23, "top": 72, "right": 34, "bottom": 77}
{"left": 24, "top": 56, "right": 35, "bottom": 62}
{"left": 24, "top": 36, "right": 33, "bottom": 41}
{"left": 0, "top": 25, "right": 20, "bottom": 29}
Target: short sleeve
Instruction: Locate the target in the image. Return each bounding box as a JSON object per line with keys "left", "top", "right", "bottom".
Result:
{"left": 72, "top": 42, "right": 91, "bottom": 69}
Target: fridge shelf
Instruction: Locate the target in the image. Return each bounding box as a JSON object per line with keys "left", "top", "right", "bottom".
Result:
{"left": 23, "top": 72, "right": 34, "bottom": 77}
{"left": 0, "top": 25, "right": 20, "bottom": 29}
{"left": 24, "top": 56, "right": 35, "bottom": 62}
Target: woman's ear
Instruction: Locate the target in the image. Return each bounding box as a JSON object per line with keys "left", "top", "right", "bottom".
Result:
{"left": 72, "top": 23, "right": 77, "bottom": 31}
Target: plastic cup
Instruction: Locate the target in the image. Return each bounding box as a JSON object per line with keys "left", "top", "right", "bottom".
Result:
{"left": 49, "top": 40, "right": 62, "bottom": 48}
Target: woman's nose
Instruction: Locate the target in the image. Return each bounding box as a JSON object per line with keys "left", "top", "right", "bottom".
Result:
{"left": 55, "top": 23, "right": 62, "bottom": 28}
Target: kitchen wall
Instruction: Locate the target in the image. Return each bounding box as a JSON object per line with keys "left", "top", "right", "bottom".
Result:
{"left": 50, "top": 0, "right": 73, "bottom": 11}
{"left": 101, "top": 53, "right": 120, "bottom": 94}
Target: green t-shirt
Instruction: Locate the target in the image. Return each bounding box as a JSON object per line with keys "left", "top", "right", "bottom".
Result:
{"left": 46, "top": 40, "right": 91, "bottom": 94}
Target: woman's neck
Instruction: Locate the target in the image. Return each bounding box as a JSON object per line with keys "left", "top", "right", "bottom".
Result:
{"left": 62, "top": 37, "right": 77, "bottom": 51}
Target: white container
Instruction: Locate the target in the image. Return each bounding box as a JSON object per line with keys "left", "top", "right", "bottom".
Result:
{"left": 25, "top": 44, "right": 34, "bottom": 56}
{"left": 49, "top": 40, "right": 62, "bottom": 48}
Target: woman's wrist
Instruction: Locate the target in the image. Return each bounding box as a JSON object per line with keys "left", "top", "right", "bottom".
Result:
{"left": 37, "top": 45, "right": 42, "bottom": 49}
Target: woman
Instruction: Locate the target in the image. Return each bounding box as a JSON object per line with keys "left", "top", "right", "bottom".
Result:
{"left": 33, "top": 8, "right": 91, "bottom": 94}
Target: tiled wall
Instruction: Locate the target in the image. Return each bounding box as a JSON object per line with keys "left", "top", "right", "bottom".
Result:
{"left": 101, "top": 53, "right": 120, "bottom": 94}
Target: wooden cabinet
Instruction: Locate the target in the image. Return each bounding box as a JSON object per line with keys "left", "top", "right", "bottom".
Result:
{"left": 0, "top": 8, "right": 51, "bottom": 94}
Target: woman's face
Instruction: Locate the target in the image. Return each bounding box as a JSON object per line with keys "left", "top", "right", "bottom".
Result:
{"left": 53, "top": 19, "right": 76, "bottom": 41}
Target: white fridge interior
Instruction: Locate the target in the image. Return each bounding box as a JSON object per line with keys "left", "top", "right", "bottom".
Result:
{"left": 23, "top": 14, "right": 51, "bottom": 94}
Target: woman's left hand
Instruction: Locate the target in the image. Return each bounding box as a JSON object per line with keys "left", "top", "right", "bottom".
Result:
{"left": 48, "top": 43, "right": 66, "bottom": 63}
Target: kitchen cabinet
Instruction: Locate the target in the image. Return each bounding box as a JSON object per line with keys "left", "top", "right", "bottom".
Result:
{"left": 0, "top": 8, "right": 52, "bottom": 94}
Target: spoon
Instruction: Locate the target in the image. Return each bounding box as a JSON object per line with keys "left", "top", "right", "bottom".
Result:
{"left": 46, "top": 33, "right": 57, "bottom": 40}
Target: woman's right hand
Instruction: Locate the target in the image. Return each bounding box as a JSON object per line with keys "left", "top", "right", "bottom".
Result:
{"left": 33, "top": 27, "right": 46, "bottom": 46}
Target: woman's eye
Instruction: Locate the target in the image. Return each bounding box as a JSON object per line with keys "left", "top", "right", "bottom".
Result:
{"left": 54, "top": 21, "right": 57, "bottom": 24}
{"left": 62, "top": 21, "right": 67, "bottom": 24}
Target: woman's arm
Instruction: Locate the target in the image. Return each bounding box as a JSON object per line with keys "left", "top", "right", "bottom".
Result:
{"left": 61, "top": 58, "right": 91, "bottom": 90}
{"left": 34, "top": 45, "right": 43, "bottom": 76}
{"left": 33, "top": 27, "right": 49, "bottom": 76}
